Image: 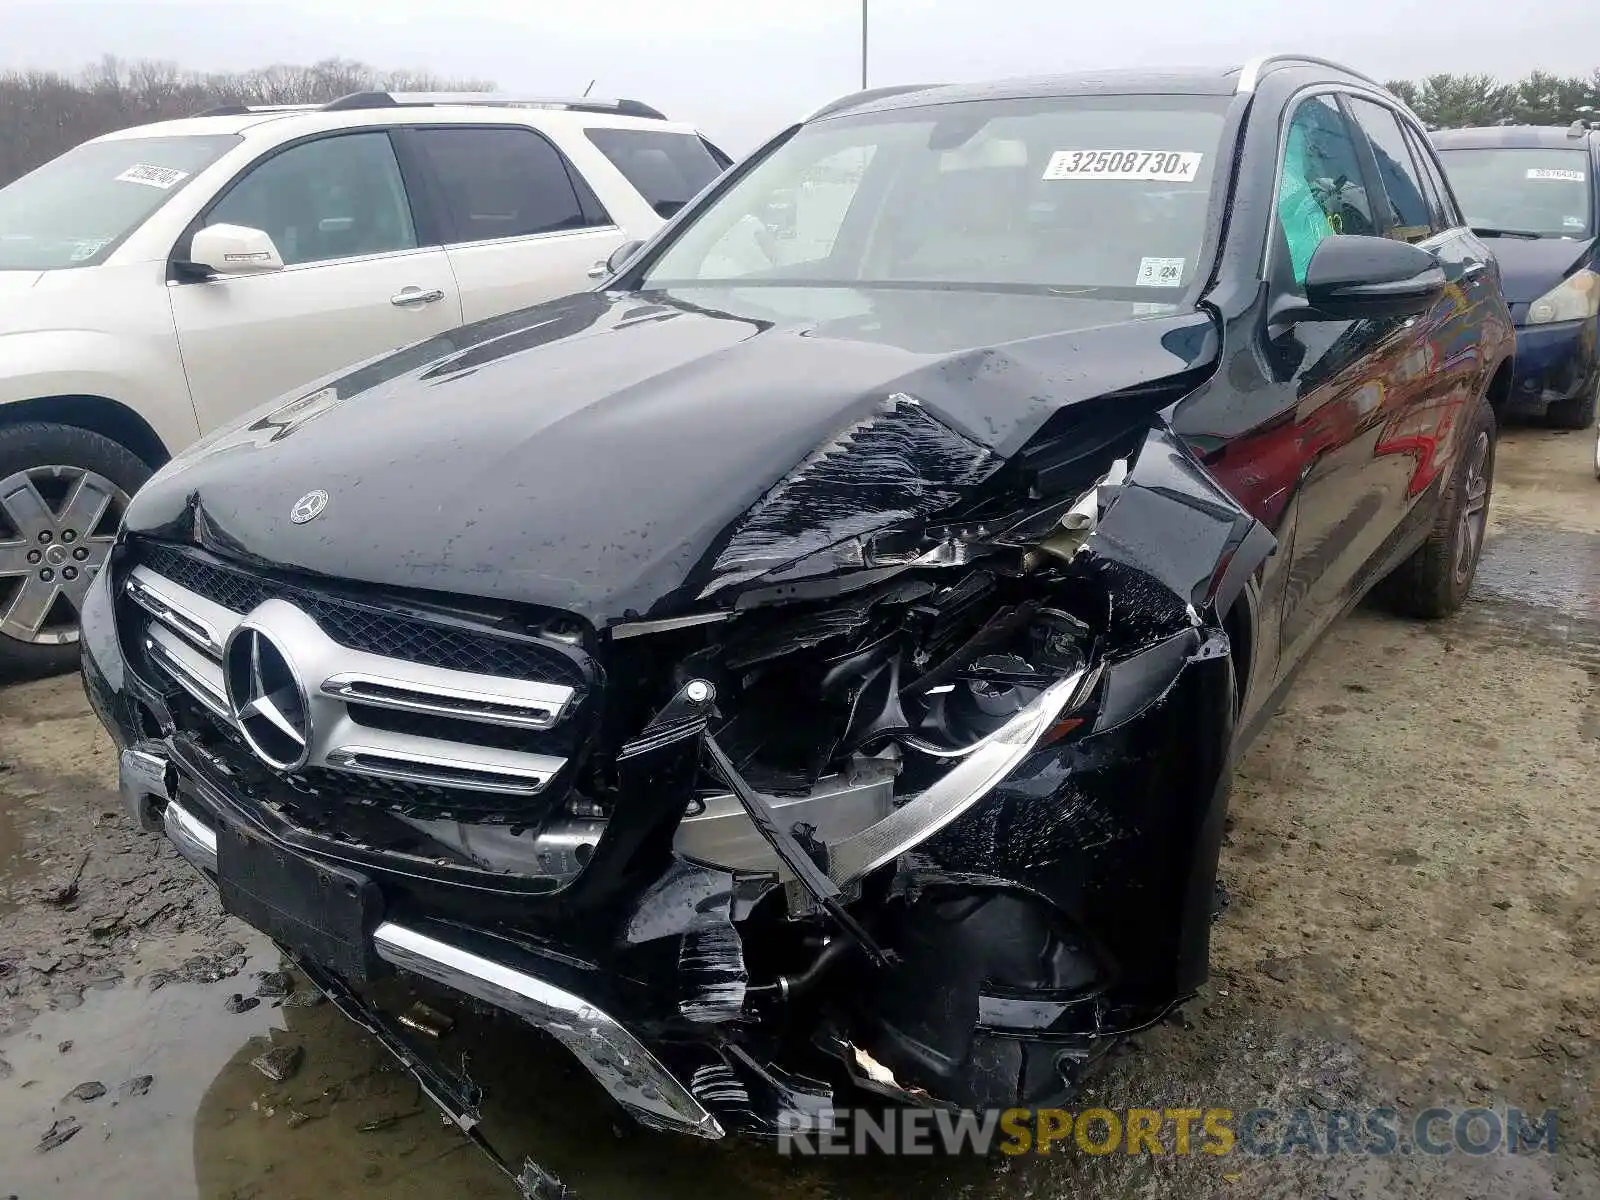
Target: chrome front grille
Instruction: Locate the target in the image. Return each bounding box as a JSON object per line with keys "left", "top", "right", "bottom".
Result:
{"left": 137, "top": 543, "right": 587, "bottom": 686}
{"left": 124, "top": 552, "right": 586, "bottom": 804}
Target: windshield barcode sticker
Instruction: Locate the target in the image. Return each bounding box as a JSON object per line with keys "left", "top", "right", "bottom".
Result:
{"left": 1136, "top": 256, "right": 1185, "bottom": 287}
{"left": 1526, "top": 168, "right": 1585, "bottom": 182}
{"left": 1043, "top": 150, "right": 1203, "bottom": 182}
{"left": 114, "top": 164, "right": 190, "bottom": 189}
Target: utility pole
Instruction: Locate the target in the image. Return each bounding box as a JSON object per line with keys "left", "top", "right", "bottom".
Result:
{"left": 861, "top": 0, "right": 868, "bottom": 89}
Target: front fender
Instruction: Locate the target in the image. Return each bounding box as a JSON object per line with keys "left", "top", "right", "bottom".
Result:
{"left": 837, "top": 421, "right": 1269, "bottom": 1104}
{"left": 0, "top": 327, "right": 198, "bottom": 452}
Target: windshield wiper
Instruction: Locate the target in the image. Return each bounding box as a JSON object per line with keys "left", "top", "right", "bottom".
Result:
{"left": 1471, "top": 226, "right": 1545, "bottom": 239}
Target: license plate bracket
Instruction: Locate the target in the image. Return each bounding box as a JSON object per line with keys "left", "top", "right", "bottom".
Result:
{"left": 217, "top": 822, "right": 385, "bottom": 983}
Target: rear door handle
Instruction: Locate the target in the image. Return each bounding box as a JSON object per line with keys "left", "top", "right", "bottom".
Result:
{"left": 586, "top": 260, "right": 608, "bottom": 279}
{"left": 1462, "top": 262, "right": 1489, "bottom": 280}
{"left": 391, "top": 286, "right": 445, "bottom": 307}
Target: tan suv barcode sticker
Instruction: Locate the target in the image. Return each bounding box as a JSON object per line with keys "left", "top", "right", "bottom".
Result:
{"left": 114, "top": 164, "right": 191, "bottom": 189}
{"left": 1526, "top": 168, "right": 1585, "bottom": 182}
{"left": 1043, "top": 150, "right": 1203, "bottom": 182}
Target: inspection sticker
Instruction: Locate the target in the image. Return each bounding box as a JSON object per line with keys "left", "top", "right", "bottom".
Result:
{"left": 114, "top": 164, "right": 190, "bottom": 189}
{"left": 1136, "top": 256, "right": 1185, "bottom": 287}
{"left": 69, "top": 237, "right": 112, "bottom": 261}
{"left": 1043, "top": 150, "right": 1203, "bottom": 182}
{"left": 1526, "top": 167, "right": 1585, "bottom": 182}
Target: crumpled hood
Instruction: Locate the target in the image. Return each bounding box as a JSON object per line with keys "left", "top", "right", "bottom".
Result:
{"left": 126, "top": 287, "right": 1218, "bottom": 624}
{"left": 1487, "top": 236, "right": 1596, "bottom": 305}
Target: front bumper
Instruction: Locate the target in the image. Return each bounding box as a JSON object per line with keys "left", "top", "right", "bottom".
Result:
{"left": 83, "top": 554, "right": 731, "bottom": 1143}
{"left": 1508, "top": 317, "right": 1599, "bottom": 412}
{"left": 114, "top": 742, "right": 724, "bottom": 1140}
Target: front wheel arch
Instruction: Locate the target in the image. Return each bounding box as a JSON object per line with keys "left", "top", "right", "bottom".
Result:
{"left": 0, "top": 394, "right": 171, "bottom": 471}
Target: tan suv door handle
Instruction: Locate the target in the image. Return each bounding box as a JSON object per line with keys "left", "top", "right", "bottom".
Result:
{"left": 391, "top": 287, "right": 445, "bottom": 307}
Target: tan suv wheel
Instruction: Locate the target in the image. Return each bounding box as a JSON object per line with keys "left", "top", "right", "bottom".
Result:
{"left": 0, "top": 423, "right": 150, "bottom": 679}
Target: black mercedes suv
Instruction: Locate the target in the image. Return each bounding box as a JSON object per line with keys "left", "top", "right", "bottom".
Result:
{"left": 81, "top": 55, "right": 1512, "bottom": 1191}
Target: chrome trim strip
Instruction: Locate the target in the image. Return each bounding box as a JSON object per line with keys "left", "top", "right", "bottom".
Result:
{"left": 609, "top": 611, "right": 730, "bottom": 640}
{"left": 323, "top": 743, "right": 562, "bottom": 795}
{"left": 322, "top": 671, "right": 572, "bottom": 730}
{"left": 118, "top": 746, "right": 169, "bottom": 832}
{"left": 1235, "top": 52, "right": 1381, "bottom": 94}
{"left": 145, "top": 628, "right": 230, "bottom": 718}
{"left": 125, "top": 570, "right": 227, "bottom": 655}
{"left": 372, "top": 922, "right": 723, "bottom": 1139}
{"left": 826, "top": 667, "right": 1094, "bottom": 885}
{"left": 163, "top": 798, "right": 219, "bottom": 875}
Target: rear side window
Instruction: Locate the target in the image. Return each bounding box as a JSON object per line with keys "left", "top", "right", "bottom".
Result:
{"left": 1346, "top": 98, "right": 1433, "bottom": 242}
{"left": 1275, "top": 94, "right": 1376, "bottom": 286}
{"left": 413, "top": 127, "right": 590, "bottom": 243}
{"left": 585, "top": 128, "right": 726, "bottom": 218}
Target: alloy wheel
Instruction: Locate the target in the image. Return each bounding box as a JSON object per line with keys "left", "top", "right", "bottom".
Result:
{"left": 1453, "top": 430, "right": 1491, "bottom": 586}
{"left": 0, "top": 464, "right": 129, "bottom": 645}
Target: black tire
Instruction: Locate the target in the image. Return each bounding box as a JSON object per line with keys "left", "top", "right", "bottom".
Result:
{"left": 0, "top": 422, "right": 152, "bottom": 680}
{"left": 1382, "top": 393, "right": 1496, "bottom": 619}
{"left": 1547, "top": 377, "right": 1599, "bottom": 430}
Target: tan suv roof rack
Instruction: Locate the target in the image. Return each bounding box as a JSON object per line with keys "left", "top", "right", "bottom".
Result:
{"left": 196, "top": 93, "right": 668, "bottom": 120}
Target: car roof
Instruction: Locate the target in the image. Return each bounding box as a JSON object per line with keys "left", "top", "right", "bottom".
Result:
{"left": 88, "top": 100, "right": 700, "bottom": 145}
{"left": 811, "top": 56, "right": 1384, "bottom": 120}
{"left": 1431, "top": 125, "right": 1600, "bottom": 150}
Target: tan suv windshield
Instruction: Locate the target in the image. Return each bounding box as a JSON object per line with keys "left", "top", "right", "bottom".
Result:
{"left": 0, "top": 134, "right": 239, "bottom": 270}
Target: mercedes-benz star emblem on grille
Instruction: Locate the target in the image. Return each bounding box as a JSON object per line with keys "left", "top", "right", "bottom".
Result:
{"left": 224, "top": 623, "right": 311, "bottom": 770}
{"left": 289, "top": 489, "right": 329, "bottom": 524}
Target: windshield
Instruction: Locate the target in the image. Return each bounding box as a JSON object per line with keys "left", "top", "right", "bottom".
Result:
{"left": 0, "top": 134, "right": 238, "bottom": 269}
{"left": 641, "top": 95, "right": 1230, "bottom": 295}
{"left": 1435, "top": 147, "right": 1593, "bottom": 237}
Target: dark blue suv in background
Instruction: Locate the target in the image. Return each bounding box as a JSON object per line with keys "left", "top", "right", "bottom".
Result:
{"left": 1433, "top": 124, "right": 1600, "bottom": 429}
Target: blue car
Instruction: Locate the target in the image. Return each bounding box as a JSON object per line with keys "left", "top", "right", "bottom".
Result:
{"left": 1433, "top": 124, "right": 1599, "bottom": 430}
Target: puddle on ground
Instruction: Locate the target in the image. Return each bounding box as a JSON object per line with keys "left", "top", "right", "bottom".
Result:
{"left": 1461, "top": 523, "right": 1600, "bottom": 672}
{"left": 0, "top": 939, "right": 985, "bottom": 1200}
{"left": 1475, "top": 524, "right": 1600, "bottom": 618}
{"left": 0, "top": 787, "right": 40, "bottom": 917}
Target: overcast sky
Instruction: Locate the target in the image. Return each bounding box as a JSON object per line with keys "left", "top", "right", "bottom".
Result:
{"left": 3, "top": 0, "right": 1597, "bottom": 151}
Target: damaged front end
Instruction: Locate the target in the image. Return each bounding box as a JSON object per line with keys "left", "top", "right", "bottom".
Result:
{"left": 89, "top": 387, "right": 1271, "bottom": 1179}
{"left": 589, "top": 393, "right": 1270, "bottom": 1116}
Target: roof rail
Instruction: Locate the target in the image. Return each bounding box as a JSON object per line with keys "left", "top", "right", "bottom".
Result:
{"left": 320, "top": 91, "right": 667, "bottom": 119}
{"left": 191, "top": 103, "right": 323, "bottom": 118}
{"left": 1234, "top": 54, "right": 1382, "bottom": 95}
{"left": 805, "top": 84, "right": 943, "bottom": 121}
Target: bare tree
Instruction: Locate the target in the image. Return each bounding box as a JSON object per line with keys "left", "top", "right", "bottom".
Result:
{"left": 0, "top": 57, "right": 495, "bottom": 186}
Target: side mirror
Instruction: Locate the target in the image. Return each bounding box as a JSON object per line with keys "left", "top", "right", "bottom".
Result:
{"left": 1273, "top": 234, "right": 1446, "bottom": 323}
{"left": 606, "top": 239, "right": 646, "bottom": 275}
{"left": 188, "top": 223, "right": 285, "bottom": 277}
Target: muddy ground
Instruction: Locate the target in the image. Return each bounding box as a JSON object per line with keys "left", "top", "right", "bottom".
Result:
{"left": 1, "top": 424, "right": 1596, "bottom": 1200}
